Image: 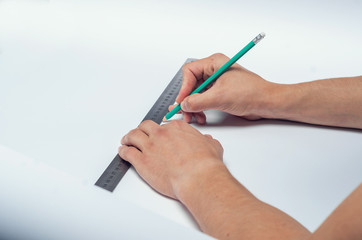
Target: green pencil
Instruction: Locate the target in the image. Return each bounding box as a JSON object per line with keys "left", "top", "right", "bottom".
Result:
{"left": 163, "top": 32, "right": 265, "bottom": 121}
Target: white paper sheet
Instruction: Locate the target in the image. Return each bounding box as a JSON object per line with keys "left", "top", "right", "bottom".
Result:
{"left": 0, "top": 145, "right": 212, "bottom": 239}
{"left": 1, "top": 0, "right": 361, "bottom": 237}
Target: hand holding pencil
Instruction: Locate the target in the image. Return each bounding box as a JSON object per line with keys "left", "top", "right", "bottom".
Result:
{"left": 165, "top": 33, "right": 274, "bottom": 124}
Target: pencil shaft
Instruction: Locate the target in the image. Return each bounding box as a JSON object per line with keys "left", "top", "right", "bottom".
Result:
{"left": 165, "top": 33, "right": 264, "bottom": 120}
{"left": 191, "top": 41, "right": 255, "bottom": 96}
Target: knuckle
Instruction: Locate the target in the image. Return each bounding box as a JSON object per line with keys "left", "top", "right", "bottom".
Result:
{"left": 139, "top": 120, "right": 152, "bottom": 128}
{"left": 185, "top": 97, "right": 196, "bottom": 110}
{"left": 128, "top": 129, "right": 139, "bottom": 137}
{"left": 217, "top": 140, "right": 223, "bottom": 149}
{"left": 169, "top": 120, "right": 184, "bottom": 128}
{"left": 212, "top": 137, "right": 220, "bottom": 145}
{"left": 143, "top": 119, "right": 154, "bottom": 124}
{"left": 204, "top": 134, "right": 213, "bottom": 139}
{"left": 209, "top": 53, "right": 230, "bottom": 67}
{"left": 118, "top": 146, "right": 123, "bottom": 154}
{"left": 122, "top": 133, "right": 130, "bottom": 144}
{"left": 119, "top": 146, "right": 129, "bottom": 157}
{"left": 128, "top": 129, "right": 136, "bottom": 135}
{"left": 214, "top": 139, "right": 224, "bottom": 152}
{"left": 182, "top": 62, "right": 192, "bottom": 72}
{"left": 144, "top": 140, "right": 153, "bottom": 149}
{"left": 210, "top": 52, "right": 226, "bottom": 60}
{"left": 154, "top": 125, "right": 165, "bottom": 135}
{"left": 122, "top": 147, "right": 131, "bottom": 157}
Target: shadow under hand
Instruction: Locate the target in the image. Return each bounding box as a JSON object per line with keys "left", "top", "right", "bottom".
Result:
{"left": 195, "top": 110, "right": 362, "bottom": 134}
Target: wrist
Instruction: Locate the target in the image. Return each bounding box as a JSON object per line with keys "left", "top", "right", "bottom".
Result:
{"left": 174, "top": 161, "right": 229, "bottom": 204}
{"left": 174, "top": 160, "right": 256, "bottom": 206}
{"left": 174, "top": 159, "right": 259, "bottom": 235}
{"left": 254, "top": 82, "right": 296, "bottom": 120}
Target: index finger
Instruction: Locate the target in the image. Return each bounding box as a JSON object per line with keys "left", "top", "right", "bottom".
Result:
{"left": 176, "top": 54, "right": 229, "bottom": 104}
{"left": 138, "top": 120, "right": 159, "bottom": 136}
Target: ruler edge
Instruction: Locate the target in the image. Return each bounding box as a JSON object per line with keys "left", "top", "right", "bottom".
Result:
{"left": 94, "top": 58, "right": 197, "bottom": 192}
{"left": 142, "top": 58, "right": 197, "bottom": 123}
{"left": 94, "top": 155, "right": 131, "bottom": 192}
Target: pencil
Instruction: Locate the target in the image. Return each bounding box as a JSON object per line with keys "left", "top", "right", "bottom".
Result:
{"left": 163, "top": 32, "right": 265, "bottom": 121}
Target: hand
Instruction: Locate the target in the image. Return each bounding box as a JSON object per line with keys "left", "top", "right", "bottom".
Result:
{"left": 118, "top": 120, "right": 225, "bottom": 199}
{"left": 171, "top": 53, "right": 277, "bottom": 124}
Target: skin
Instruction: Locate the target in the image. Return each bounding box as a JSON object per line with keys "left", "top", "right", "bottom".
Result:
{"left": 119, "top": 53, "right": 362, "bottom": 240}
{"left": 174, "top": 53, "right": 362, "bottom": 128}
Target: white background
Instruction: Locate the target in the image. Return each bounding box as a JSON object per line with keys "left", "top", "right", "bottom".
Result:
{"left": 1, "top": 0, "right": 361, "bottom": 238}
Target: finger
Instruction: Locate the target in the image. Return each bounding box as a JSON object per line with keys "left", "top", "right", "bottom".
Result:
{"left": 181, "top": 111, "right": 206, "bottom": 124}
{"left": 194, "top": 112, "right": 206, "bottom": 125}
{"left": 181, "top": 87, "right": 220, "bottom": 113}
{"left": 121, "top": 129, "right": 149, "bottom": 152}
{"left": 118, "top": 145, "right": 143, "bottom": 167}
{"left": 168, "top": 104, "right": 182, "bottom": 113}
{"left": 176, "top": 54, "right": 231, "bottom": 105}
{"left": 182, "top": 112, "right": 193, "bottom": 123}
{"left": 213, "top": 138, "right": 224, "bottom": 156}
{"left": 204, "top": 134, "right": 213, "bottom": 139}
{"left": 163, "top": 119, "right": 201, "bottom": 136}
{"left": 138, "top": 120, "right": 159, "bottom": 136}
{"left": 176, "top": 57, "right": 218, "bottom": 104}
{"left": 176, "top": 64, "right": 197, "bottom": 104}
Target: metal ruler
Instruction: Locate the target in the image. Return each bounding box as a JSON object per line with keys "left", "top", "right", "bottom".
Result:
{"left": 95, "top": 58, "right": 196, "bottom": 192}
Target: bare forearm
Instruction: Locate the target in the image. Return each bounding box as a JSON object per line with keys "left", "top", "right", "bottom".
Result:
{"left": 177, "top": 164, "right": 311, "bottom": 240}
{"left": 262, "top": 76, "right": 362, "bottom": 129}
{"left": 309, "top": 184, "right": 362, "bottom": 240}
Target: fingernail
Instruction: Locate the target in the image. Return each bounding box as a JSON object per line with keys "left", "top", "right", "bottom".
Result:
{"left": 181, "top": 101, "right": 188, "bottom": 111}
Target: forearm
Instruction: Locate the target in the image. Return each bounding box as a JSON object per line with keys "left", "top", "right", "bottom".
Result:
{"left": 177, "top": 164, "right": 311, "bottom": 240}
{"left": 308, "top": 184, "right": 362, "bottom": 240}
{"left": 262, "top": 76, "right": 362, "bottom": 129}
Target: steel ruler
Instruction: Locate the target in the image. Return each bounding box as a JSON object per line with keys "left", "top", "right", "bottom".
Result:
{"left": 95, "top": 58, "right": 196, "bottom": 192}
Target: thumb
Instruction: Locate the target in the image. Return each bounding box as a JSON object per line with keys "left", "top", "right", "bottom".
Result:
{"left": 181, "top": 90, "right": 219, "bottom": 113}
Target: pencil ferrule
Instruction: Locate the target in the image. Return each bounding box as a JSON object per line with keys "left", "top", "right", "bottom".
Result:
{"left": 252, "top": 33, "right": 266, "bottom": 44}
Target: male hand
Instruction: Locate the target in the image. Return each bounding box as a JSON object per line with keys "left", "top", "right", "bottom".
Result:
{"left": 118, "top": 120, "right": 225, "bottom": 199}
{"left": 171, "top": 53, "right": 276, "bottom": 124}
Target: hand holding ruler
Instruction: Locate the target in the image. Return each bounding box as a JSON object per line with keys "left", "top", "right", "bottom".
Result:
{"left": 95, "top": 58, "right": 196, "bottom": 192}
